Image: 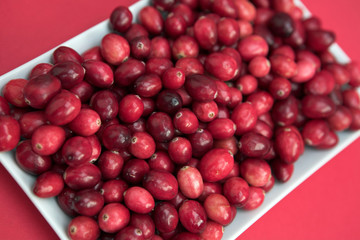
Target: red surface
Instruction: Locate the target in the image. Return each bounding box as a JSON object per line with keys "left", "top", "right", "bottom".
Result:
{"left": 0, "top": 0, "right": 360, "bottom": 239}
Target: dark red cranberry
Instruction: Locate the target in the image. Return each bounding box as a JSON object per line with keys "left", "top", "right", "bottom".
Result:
{"left": 156, "top": 89, "right": 183, "bottom": 115}
{"left": 90, "top": 90, "right": 119, "bottom": 121}
{"left": 110, "top": 6, "right": 133, "bottom": 33}
{"left": 122, "top": 159, "right": 150, "bottom": 185}
{"left": 73, "top": 189, "right": 104, "bottom": 216}
{"left": 101, "top": 124, "right": 131, "bottom": 151}
{"left": 146, "top": 112, "right": 175, "bottom": 142}
{"left": 68, "top": 216, "right": 100, "bottom": 240}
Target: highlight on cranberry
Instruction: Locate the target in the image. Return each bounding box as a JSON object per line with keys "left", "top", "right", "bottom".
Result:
{"left": 0, "top": 0, "right": 359, "bottom": 239}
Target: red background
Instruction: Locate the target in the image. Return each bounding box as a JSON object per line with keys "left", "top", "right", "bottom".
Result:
{"left": 1, "top": 0, "right": 360, "bottom": 239}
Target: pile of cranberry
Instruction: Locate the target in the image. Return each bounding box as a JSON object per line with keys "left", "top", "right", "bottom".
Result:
{"left": 1, "top": 0, "right": 360, "bottom": 239}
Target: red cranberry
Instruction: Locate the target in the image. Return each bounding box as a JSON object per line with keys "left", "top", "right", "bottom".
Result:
{"left": 100, "top": 179, "right": 128, "bottom": 203}
{"left": 204, "top": 193, "right": 232, "bottom": 225}
{"left": 231, "top": 102, "right": 258, "bottom": 135}
{"left": 268, "top": 77, "right": 292, "bottom": 100}
{"left": 61, "top": 136, "right": 92, "bottom": 166}
{"left": 343, "top": 89, "right": 360, "bottom": 110}
{"left": 29, "top": 63, "right": 53, "bottom": 79}
{"left": 177, "top": 166, "right": 204, "bottom": 199}
{"left": 174, "top": 108, "right": 199, "bottom": 134}
{"left": 149, "top": 36, "right": 172, "bottom": 59}
{"left": 304, "top": 70, "right": 335, "bottom": 96}
{"left": 143, "top": 170, "right": 178, "bottom": 200}
{"left": 172, "top": 35, "right": 199, "bottom": 60}
{"left": 0, "top": 96, "right": 10, "bottom": 116}
{"left": 217, "top": 18, "right": 240, "bottom": 46}
{"left": 139, "top": 6, "right": 164, "bottom": 35}
{"left": 153, "top": 202, "right": 179, "bottom": 234}
{"left": 133, "top": 74, "right": 162, "bottom": 98}
{"left": 149, "top": 151, "right": 175, "bottom": 173}
{"left": 98, "top": 203, "right": 130, "bottom": 233}
{"left": 110, "top": 6, "right": 133, "bottom": 33}
{"left": 129, "top": 132, "right": 156, "bottom": 159}
{"left": 122, "top": 159, "right": 150, "bottom": 185}
{"left": 82, "top": 46, "right": 103, "bottom": 62}
{"left": 192, "top": 101, "right": 218, "bottom": 122}
{"left": 175, "top": 57, "right": 204, "bottom": 76}
{"left": 238, "top": 132, "right": 271, "bottom": 158}
{"left": 165, "top": 14, "right": 187, "bottom": 39}
{"left": 188, "top": 128, "right": 214, "bottom": 158}
{"left": 118, "top": 94, "right": 144, "bottom": 123}
{"left": 70, "top": 81, "right": 94, "bottom": 103}
{"left": 237, "top": 35, "right": 269, "bottom": 61}
{"left": 146, "top": 112, "right": 175, "bottom": 142}
{"left": 50, "top": 61, "right": 85, "bottom": 89}
{"left": 185, "top": 74, "right": 217, "bottom": 102}
{"left": 101, "top": 33, "right": 130, "bottom": 65}
{"left": 124, "top": 186, "right": 155, "bottom": 214}
{"left": 212, "top": 0, "right": 237, "bottom": 18}
{"left": 33, "top": 171, "right": 64, "bottom": 198}
{"left": 205, "top": 52, "right": 238, "bottom": 81}
{"left": 97, "top": 151, "right": 124, "bottom": 180}
{"left": 156, "top": 89, "right": 183, "bottom": 115}
{"left": 129, "top": 213, "right": 155, "bottom": 239}
{"left": 223, "top": 176, "right": 249, "bottom": 207}
{"left": 68, "top": 216, "right": 100, "bottom": 240}
{"left": 114, "top": 59, "right": 145, "bottom": 87}
{"left": 171, "top": 4, "right": 195, "bottom": 27}
{"left": 270, "top": 54, "right": 298, "bottom": 78}
{"left": 101, "top": 124, "right": 131, "bottom": 151}
{"left": 179, "top": 200, "right": 207, "bottom": 233}
{"left": 57, "top": 187, "right": 77, "bottom": 217}
{"left": 236, "top": 75, "right": 258, "bottom": 95}
{"left": 53, "top": 46, "right": 82, "bottom": 65}
{"left": 271, "top": 158, "right": 294, "bottom": 182}
{"left": 207, "top": 118, "right": 236, "bottom": 140}
{"left": 199, "top": 220, "right": 224, "bottom": 240}
{"left": 275, "top": 127, "right": 303, "bottom": 163}
{"left": 242, "top": 187, "right": 265, "bottom": 210}
{"left": 31, "top": 125, "right": 65, "bottom": 156}
{"left": 346, "top": 62, "right": 360, "bottom": 87}
{"left": 68, "top": 108, "right": 101, "bottom": 137}
{"left": 301, "top": 95, "right": 336, "bottom": 119}
{"left": 327, "top": 106, "right": 353, "bottom": 131}
{"left": 168, "top": 137, "right": 192, "bottom": 164}
{"left": 130, "top": 36, "right": 151, "bottom": 60}
{"left": 316, "top": 130, "right": 339, "bottom": 149}
{"left": 271, "top": 95, "right": 299, "bottom": 126}
{"left": 64, "top": 163, "right": 102, "bottom": 190}
{"left": 306, "top": 29, "right": 336, "bottom": 52}
{"left": 115, "top": 226, "right": 144, "bottom": 240}
{"left": 239, "top": 158, "right": 271, "bottom": 187}
{"left": 2, "top": 78, "right": 28, "bottom": 107}
{"left": 125, "top": 24, "right": 149, "bottom": 42}
{"left": 199, "top": 148, "right": 234, "bottom": 182}
{"left": 161, "top": 67, "right": 185, "bottom": 90}
{"left": 74, "top": 189, "right": 104, "bottom": 216}
{"left": 194, "top": 17, "right": 217, "bottom": 50}
{"left": 198, "top": 181, "right": 222, "bottom": 202}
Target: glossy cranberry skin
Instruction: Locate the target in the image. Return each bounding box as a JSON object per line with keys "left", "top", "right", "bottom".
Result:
{"left": 304, "top": 70, "right": 335, "bottom": 96}
{"left": 213, "top": 136, "right": 238, "bottom": 156}
{"left": 101, "top": 124, "right": 131, "bottom": 151}
{"left": 188, "top": 128, "right": 214, "bottom": 158}
{"left": 171, "top": 3, "right": 195, "bottom": 27}
{"left": 161, "top": 68, "right": 185, "bottom": 90}
{"left": 343, "top": 89, "right": 360, "bottom": 110}
{"left": 327, "top": 106, "right": 353, "bottom": 131}
{"left": 90, "top": 90, "right": 119, "bottom": 121}
{"left": 100, "top": 179, "right": 128, "bottom": 203}
{"left": 302, "top": 95, "right": 336, "bottom": 119}
{"left": 64, "top": 163, "right": 102, "bottom": 190}
{"left": 0, "top": 96, "right": 10, "bottom": 116}
{"left": 217, "top": 18, "right": 240, "bottom": 46}
{"left": 32, "top": 170, "right": 64, "bottom": 198}
{"left": 124, "top": 186, "right": 155, "bottom": 214}
{"left": 133, "top": 74, "right": 162, "bottom": 98}
{"left": 110, "top": 6, "right": 133, "bottom": 33}
{"left": 0, "top": 116, "right": 19, "bottom": 152}
{"left": 199, "top": 148, "right": 234, "bottom": 182}
{"left": 204, "top": 194, "right": 232, "bottom": 226}
{"left": 168, "top": 137, "right": 192, "bottom": 164}
{"left": 153, "top": 202, "right": 179, "bottom": 234}
{"left": 118, "top": 94, "right": 144, "bottom": 123}
{"left": 83, "top": 60, "right": 114, "bottom": 88}
{"left": 61, "top": 136, "right": 92, "bottom": 166}
{"left": 29, "top": 63, "right": 53, "bottom": 79}
{"left": 192, "top": 101, "right": 218, "bottom": 122}
{"left": 121, "top": 159, "right": 149, "bottom": 185}
{"left": 74, "top": 189, "right": 104, "bottom": 216}
{"left": 143, "top": 170, "right": 178, "bottom": 200}
{"left": 271, "top": 95, "right": 299, "bottom": 126}
{"left": 175, "top": 58, "right": 204, "bottom": 77}
{"left": 98, "top": 203, "right": 130, "bottom": 233}
{"left": 115, "top": 226, "right": 144, "bottom": 240}
{"left": 316, "top": 130, "right": 339, "bottom": 149}
{"left": 207, "top": 118, "right": 236, "bottom": 140}
{"left": 82, "top": 46, "right": 103, "bottom": 62}
{"left": 129, "top": 213, "right": 155, "bottom": 239}
{"left": 302, "top": 120, "right": 330, "bottom": 146}
{"left": 101, "top": 33, "right": 130, "bottom": 65}
{"left": 223, "top": 176, "right": 249, "bottom": 207}
{"left": 148, "top": 151, "right": 175, "bottom": 173}
{"left": 156, "top": 89, "right": 183, "bottom": 115}
{"left": 306, "top": 29, "right": 335, "bottom": 52}
{"left": 185, "top": 74, "right": 217, "bottom": 102}
{"left": 242, "top": 187, "right": 265, "bottom": 210}
{"left": 23, "top": 74, "right": 61, "bottom": 109}
{"left": 97, "top": 151, "right": 123, "bottom": 180}
{"left": 177, "top": 166, "right": 204, "bottom": 199}
{"left": 69, "top": 81, "right": 94, "bottom": 103}
{"left": 199, "top": 220, "right": 224, "bottom": 240}
{"left": 239, "top": 132, "right": 271, "bottom": 158}
{"left": 247, "top": 91, "right": 274, "bottom": 116}
{"left": 130, "top": 36, "right": 151, "bottom": 60}
{"left": 275, "top": 127, "right": 303, "bottom": 164}
{"left": 206, "top": 53, "right": 238, "bottom": 81}
{"left": 44, "top": 90, "right": 81, "bottom": 126}
{"left": 139, "top": 6, "right": 163, "bottom": 35}
{"left": 268, "top": 77, "right": 292, "bottom": 100}
{"left": 68, "top": 216, "right": 100, "bottom": 240}
{"left": 239, "top": 158, "right": 271, "bottom": 187}
{"left": 129, "top": 132, "right": 156, "bottom": 159}
{"left": 172, "top": 35, "right": 199, "bottom": 60}
{"left": 53, "top": 46, "right": 82, "bottom": 65}
{"left": 270, "top": 54, "right": 298, "bottom": 78}
{"left": 2, "top": 78, "right": 28, "bottom": 107}
{"left": 125, "top": 23, "right": 149, "bottom": 42}
{"left": 164, "top": 14, "right": 187, "bottom": 39}
{"left": 236, "top": 75, "right": 258, "bottom": 95}
{"left": 179, "top": 200, "right": 207, "bottom": 233}
{"left": 68, "top": 108, "right": 101, "bottom": 137}
{"left": 114, "top": 59, "right": 145, "bottom": 87}
{"left": 173, "top": 108, "right": 199, "bottom": 134}
{"left": 146, "top": 112, "right": 175, "bottom": 142}
{"left": 213, "top": 80, "right": 231, "bottom": 106}
{"left": 346, "top": 62, "right": 360, "bottom": 87}
{"left": 149, "top": 36, "right": 172, "bottom": 59}
{"left": 350, "top": 108, "right": 360, "bottom": 130}
{"left": 31, "top": 125, "right": 65, "bottom": 156}
{"left": 57, "top": 187, "right": 77, "bottom": 217}
{"left": 237, "top": 35, "right": 269, "bottom": 61}
{"left": 193, "top": 16, "right": 217, "bottom": 50}
{"left": 15, "top": 140, "right": 52, "bottom": 175}
{"left": 231, "top": 102, "right": 258, "bottom": 135}
{"left": 271, "top": 159, "right": 294, "bottom": 182}
{"left": 50, "top": 61, "right": 84, "bottom": 90}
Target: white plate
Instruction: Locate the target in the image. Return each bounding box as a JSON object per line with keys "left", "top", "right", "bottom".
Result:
{"left": 0, "top": 0, "right": 359, "bottom": 239}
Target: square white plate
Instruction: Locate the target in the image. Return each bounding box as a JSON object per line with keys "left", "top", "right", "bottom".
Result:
{"left": 0, "top": 0, "right": 359, "bottom": 239}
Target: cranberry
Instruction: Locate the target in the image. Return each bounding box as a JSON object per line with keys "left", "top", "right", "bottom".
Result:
{"left": 0, "top": 96, "right": 10, "bottom": 116}
{"left": 304, "top": 70, "right": 335, "bottom": 96}
{"left": 161, "top": 67, "right": 185, "bottom": 90}
{"left": 70, "top": 81, "right": 94, "bottom": 103}
{"left": 207, "top": 118, "right": 236, "bottom": 140}
{"left": 114, "top": 59, "right": 145, "bottom": 87}
{"left": 122, "top": 159, "right": 150, "bottom": 185}
{"left": 275, "top": 127, "right": 303, "bottom": 163}
{"left": 124, "top": 186, "right": 155, "bottom": 214}
{"left": 171, "top": 4, "right": 195, "bottom": 27}
{"left": 179, "top": 200, "right": 207, "bottom": 233}
{"left": 156, "top": 89, "right": 183, "bottom": 115}
{"left": 143, "top": 169, "right": 178, "bottom": 200}
{"left": 125, "top": 24, "right": 149, "bottom": 42}
{"left": 153, "top": 202, "right": 179, "bottom": 234}
{"left": 33, "top": 171, "right": 64, "bottom": 198}
{"left": 204, "top": 193, "right": 232, "bottom": 226}
{"left": 57, "top": 187, "right": 77, "bottom": 217}
{"left": 31, "top": 125, "right": 65, "bottom": 156}
{"left": 301, "top": 95, "right": 336, "bottom": 119}
{"left": 199, "top": 148, "right": 234, "bottom": 182}
{"left": 173, "top": 108, "right": 199, "bottom": 134}
{"left": 15, "top": 140, "right": 52, "bottom": 175}
{"left": 68, "top": 216, "right": 100, "bottom": 240}
{"left": 64, "top": 163, "right": 101, "bottom": 190}
{"left": 236, "top": 75, "right": 258, "bottom": 95}
{"left": 272, "top": 45, "right": 295, "bottom": 60}
{"left": 68, "top": 108, "right": 101, "bottom": 137}
{"left": 172, "top": 35, "right": 199, "bottom": 60}
{"left": 316, "top": 130, "right": 339, "bottom": 149}
{"left": 101, "top": 123, "right": 131, "bottom": 151}
{"left": 141, "top": 98, "right": 156, "bottom": 117}
{"left": 98, "top": 203, "right": 130, "bottom": 233}
{"left": 149, "top": 151, "right": 175, "bottom": 173}
{"left": 212, "top": 0, "right": 237, "bottom": 18}
{"left": 271, "top": 95, "right": 299, "bottom": 126}
{"left": 133, "top": 74, "right": 162, "bottom": 98}
{"left": 192, "top": 100, "right": 218, "bottom": 122}
{"left": 29, "top": 63, "right": 53, "bottom": 79}
{"left": 270, "top": 54, "right": 298, "bottom": 78}
{"left": 130, "top": 213, "right": 155, "bottom": 239}
{"left": 130, "top": 36, "right": 151, "bottom": 60}
{"left": 18, "top": 111, "right": 46, "bottom": 139}
{"left": 82, "top": 46, "right": 103, "bottom": 62}
{"left": 2, "top": 78, "right": 28, "bottom": 107}
{"left": 115, "top": 226, "right": 144, "bottom": 240}
{"left": 110, "top": 6, "right": 133, "bottom": 33}
{"left": 231, "top": 102, "right": 258, "bottom": 135}
{"left": 149, "top": 36, "right": 172, "bottom": 59}
{"left": 193, "top": 17, "right": 217, "bottom": 50}
{"left": 177, "top": 166, "right": 204, "bottom": 199}
{"left": 205, "top": 52, "right": 238, "bottom": 81}
{"left": 242, "top": 187, "right": 265, "bottom": 210}
{"left": 74, "top": 189, "right": 104, "bottom": 216}
{"left": 346, "top": 62, "right": 360, "bottom": 87}
{"left": 237, "top": 35, "right": 269, "bottom": 61}
{"left": 53, "top": 46, "right": 82, "bottom": 65}
{"left": 50, "top": 61, "right": 85, "bottom": 90}
{"left": 168, "top": 137, "right": 192, "bottom": 164}
{"left": 268, "top": 77, "right": 292, "bottom": 100}
{"left": 61, "top": 136, "right": 92, "bottom": 166}
{"left": 139, "top": 6, "right": 163, "bottom": 35}
{"left": 350, "top": 108, "right": 360, "bottom": 130}
{"left": 271, "top": 159, "right": 294, "bottom": 182}
{"left": 199, "top": 220, "right": 224, "bottom": 240}
{"left": 164, "top": 14, "right": 187, "bottom": 39}
{"left": 129, "top": 132, "right": 156, "bottom": 159}
{"left": 327, "top": 106, "right": 353, "bottom": 131}
{"left": 97, "top": 151, "right": 123, "bottom": 180}
{"left": 239, "top": 158, "right": 271, "bottom": 187}
{"left": 217, "top": 18, "right": 240, "bottom": 46}
{"left": 223, "top": 176, "right": 249, "bottom": 207}
{"left": 343, "top": 89, "right": 360, "bottom": 110}
{"left": 306, "top": 29, "right": 336, "bottom": 52}
{"left": 188, "top": 128, "right": 214, "bottom": 158}
{"left": 146, "top": 112, "right": 175, "bottom": 142}
{"left": 23, "top": 74, "right": 61, "bottom": 109}
{"left": 185, "top": 74, "right": 217, "bottom": 102}
{"left": 118, "top": 94, "right": 144, "bottom": 123}
{"left": 239, "top": 132, "right": 271, "bottom": 158}
{"left": 175, "top": 57, "right": 204, "bottom": 77}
